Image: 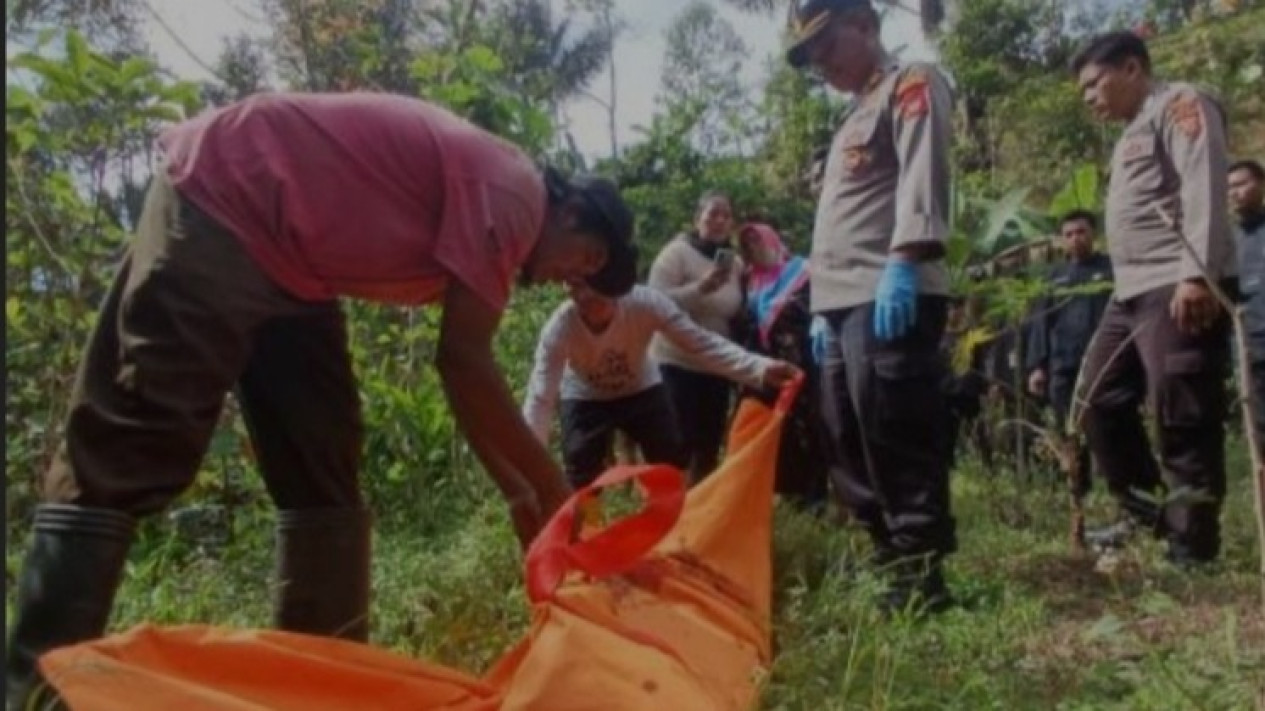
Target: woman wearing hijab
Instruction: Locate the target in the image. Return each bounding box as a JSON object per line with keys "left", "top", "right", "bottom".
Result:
{"left": 736, "top": 222, "right": 832, "bottom": 511}
{"left": 647, "top": 191, "right": 745, "bottom": 483}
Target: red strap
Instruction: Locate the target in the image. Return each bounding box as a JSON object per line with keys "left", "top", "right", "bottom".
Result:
{"left": 525, "top": 463, "right": 686, "bottom": 602}
{"left": 775, "top": 372, "right": 805, "bottom": 415}
{"left": 524, "top": 375, "right": 802, "bottom": 602}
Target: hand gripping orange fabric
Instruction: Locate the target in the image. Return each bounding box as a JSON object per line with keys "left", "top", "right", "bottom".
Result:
{"left": 39, "top": 377, "right": 801, "bottom": 710}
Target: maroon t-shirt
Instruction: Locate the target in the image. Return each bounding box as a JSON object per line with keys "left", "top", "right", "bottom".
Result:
{"left": 158, "top": 92, "right": 545, "bottom": 310}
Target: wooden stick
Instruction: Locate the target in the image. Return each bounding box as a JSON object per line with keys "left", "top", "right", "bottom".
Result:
{"left": 999, "top": 416, "right": 1087, "bottom": 550}
{"left": 1153, "top": 203, "right": 1265, "bottom": 611}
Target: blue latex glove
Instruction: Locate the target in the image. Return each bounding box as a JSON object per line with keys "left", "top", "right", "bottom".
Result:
{"left": 873, "top": 258, "right": 918, "bottom": 341}
{"left": 809, "top": 316, "right": 829, "bottom": 365}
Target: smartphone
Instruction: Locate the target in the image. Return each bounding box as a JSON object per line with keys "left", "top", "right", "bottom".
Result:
{"left": 714, "top": 248, "right": 735, "bottom": 270}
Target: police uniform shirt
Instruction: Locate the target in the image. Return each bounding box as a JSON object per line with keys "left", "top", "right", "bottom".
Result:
{"left": 810, "top": 61, "right": 954, "bottom": 313}
{"left": 1105, "top": 82, "right": 1234, "bottom": 300}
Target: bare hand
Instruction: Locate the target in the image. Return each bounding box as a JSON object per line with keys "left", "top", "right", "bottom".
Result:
{"left": 762, "top": 361, "right": 802, "bottom": 389}
{"left": 1027, "top": 369, "right": 1047, "bottom": 397}
{"left": 1169, "top": 280, "right": 1220, "bottom": 334}
{"left": 699, "top": 264, "right": 729, "bottom": 294}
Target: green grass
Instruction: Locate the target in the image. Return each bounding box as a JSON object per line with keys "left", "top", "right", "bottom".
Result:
{"left": 764, "top": 456, "right": 1264, "bottom": 710}
{"left": 7, "top": 440, "right": 1265, "bottom": 710}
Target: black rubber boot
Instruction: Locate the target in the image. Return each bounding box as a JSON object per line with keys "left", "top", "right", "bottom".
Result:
{"left": 1164, "top": 500, "right": 1222, "bottom": 568}
{"left": 273, "top": 507, "right": 372, "bottom": 642}
{"left": 5, "top": 504, "right": 137, "bottom": 710}
{"left": 879, "top": 555, "right": 954, "bottom": 618}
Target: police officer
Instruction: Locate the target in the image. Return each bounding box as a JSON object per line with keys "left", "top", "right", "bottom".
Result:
{"left": 1026, "top": 210, "right": 1113, "bottom": 497}
{"left": 787, "top": 0, "right": 956, "bottom": 612}
{"left": 1071, "top": 32, "right": 1235, "bottom": 566}
{"left": 1230, "top": 159, "right": 1265, "bottom": 451}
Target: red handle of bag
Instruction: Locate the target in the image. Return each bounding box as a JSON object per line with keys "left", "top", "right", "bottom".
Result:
{"left": 525, "top": 463, "right": 686, "bottom": 602}
{"left": 776, "top": 372, "right": 804, "bottom": 415}
{"left": 524, "top": 376, "right": 803, "bottom": 602}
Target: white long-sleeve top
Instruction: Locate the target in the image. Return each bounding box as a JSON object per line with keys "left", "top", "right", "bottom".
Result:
{"left": 521, "top": 285, "right": 772, "bottom": 443}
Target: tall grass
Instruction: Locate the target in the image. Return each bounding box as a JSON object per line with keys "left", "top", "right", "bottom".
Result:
{"left": 8, "top": 439, "right": 1261, "bottom": 709}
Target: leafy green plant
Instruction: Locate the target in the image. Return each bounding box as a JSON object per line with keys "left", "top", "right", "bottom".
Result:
{"left": 1048, "top": 163, "right": 1104, "bottom": 220}
{"left": 6, "top": 30, "right": 201, "bottom": 511}
{"left": 411, "top": 44, "right": 554, "bottom": 157}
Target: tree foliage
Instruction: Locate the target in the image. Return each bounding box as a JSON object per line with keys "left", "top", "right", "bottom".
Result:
{"left": 480, "top": 0, "right": 614, "bottom": 112}
{"left": 6, "top": 29, "right": 202, "bottom": 509}
{"left": 4, "top": 0, "right": 1264, "bottom": 538}
{"left": 658, "top": 1, "right": 753, "bottom": 155}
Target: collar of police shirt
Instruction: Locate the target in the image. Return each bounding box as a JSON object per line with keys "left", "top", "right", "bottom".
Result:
{"left": 860, "top": 59, "right": 900, "bottom": 100}
{"left": 1131, "top": 81, "right": 1165, "bottom": 126}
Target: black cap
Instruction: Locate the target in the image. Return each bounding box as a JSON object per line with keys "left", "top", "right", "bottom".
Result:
{"left": 565, "top": 173, "right": 639, "bottom": 298}
{"left": 786, "top": 0, "right": 872, "bottom": 69}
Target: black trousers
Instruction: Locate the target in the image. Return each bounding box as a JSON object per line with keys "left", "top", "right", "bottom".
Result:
{"left": 819, "top": 297, "right": 956, "bottom": 562}
{"left": 559, "top": 385, "right": 688, "bottom": 488}
{"left": 742, "top": 370, "right": 833, "bottom": 511}
{"left": 43, "top": 171, "right": 363, "bottom": 516}
{"left": 1081, "top": 285, "right": 1230, "bottom": 561}
{"left": 1250, "top": 358, "right": 1265, "bottom": 459}
{"left": 658, "top": 364, "right": 732, "bottom": 483}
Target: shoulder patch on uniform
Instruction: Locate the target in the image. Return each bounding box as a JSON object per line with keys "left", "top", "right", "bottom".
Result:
{"left": 1121, "top": 137, "right": 1151, "bottom": 161}
{"left": 1164, "top": 91, "right": 1204, "bottom": 140}
{"left": 894, "top": 68, "right": 931, "bottom": 120}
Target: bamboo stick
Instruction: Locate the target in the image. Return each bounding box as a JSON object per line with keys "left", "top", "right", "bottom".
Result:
{"left": 1153, "top": 203, "right": 1265, "bottom": 610}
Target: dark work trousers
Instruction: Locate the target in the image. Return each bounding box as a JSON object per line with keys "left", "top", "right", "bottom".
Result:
{"left": 819, "top": 297, "right": 957, "bottom": 563}
{"left": 1081, "top": 285, "right": 1230, "bottom": 561}
{"left": 42, "top": 170, "right": 364, "bottom": 515}
{"left": 559, "top": 385, "right": 689, "bottom": 489}
{"left": 771, "top": 359, "right": 833, "bottom": 510}
{"left": 659, "top": 364, "right": 733, "bottom": 483}
{"left": 1048, "top": 369, "right": 1093, "bottom": 498}
{"left": 1250, "top": 358, "right": 1265, "bottom": 459}
{"left": 741, "top": 368, "right": 833, "bottom": 512}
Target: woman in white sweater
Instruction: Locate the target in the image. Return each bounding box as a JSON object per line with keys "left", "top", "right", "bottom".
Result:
{"left": 522, "top": 282, "right": 797, "bottom": 488}
{"left": 647, "top": 191, "right": 746, "bottom": 482}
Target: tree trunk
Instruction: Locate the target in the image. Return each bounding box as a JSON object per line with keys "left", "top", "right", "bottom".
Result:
{"left": 602, "top": 4, "right": 619, "bottom": 160}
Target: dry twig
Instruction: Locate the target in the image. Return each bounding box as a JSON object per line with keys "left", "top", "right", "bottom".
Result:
{"left": 1152, "top": 203, "right": 1265, "bottom": 610}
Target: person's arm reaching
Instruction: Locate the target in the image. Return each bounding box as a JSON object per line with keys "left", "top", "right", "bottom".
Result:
{"left": 436, "top": 280, "right": 571, "bottom": 548}
{"left": 649, "top": 291, "right": 798, "bottom": 390}
{"left": 521, "top": 309, "right": 568, "bottom": 445}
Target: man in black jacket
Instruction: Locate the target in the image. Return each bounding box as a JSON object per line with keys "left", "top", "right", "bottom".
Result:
{"left": 1026, "top": 210, "right": 1114, "bottom": 497}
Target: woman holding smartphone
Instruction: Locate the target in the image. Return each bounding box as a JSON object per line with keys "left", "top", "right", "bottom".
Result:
{"left": 647, "top": 191, "right": 745, "bottom": 483}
